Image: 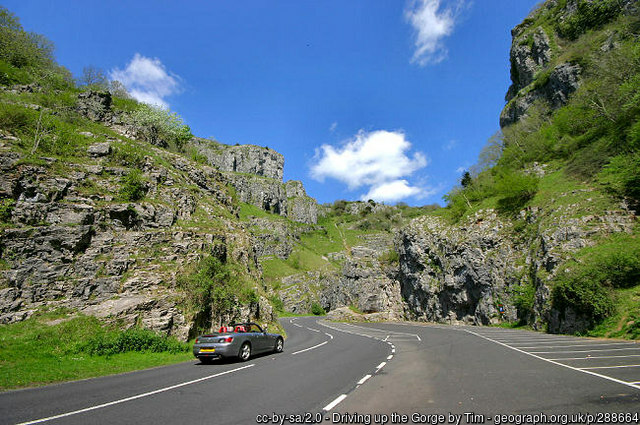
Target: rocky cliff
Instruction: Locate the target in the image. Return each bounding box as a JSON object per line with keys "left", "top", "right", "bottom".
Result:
{"left": 500, "top": 0, "right": 638, "bottom": 127}
{"left": 266, "top": 0, "right": 640, "bottom": 338}
{"left": 192, "top": 138, "right": 318, "bottom": 224}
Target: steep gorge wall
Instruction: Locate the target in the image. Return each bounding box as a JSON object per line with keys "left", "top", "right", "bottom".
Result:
{"left": 192, "top": 138, "right": 318, "bottom": 224}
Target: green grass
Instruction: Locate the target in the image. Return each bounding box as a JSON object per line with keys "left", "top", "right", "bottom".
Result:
{"left": 238, "top": 202, "right": 284, "bottom": 221}
{"left": 0, "top": 309, "right": 193, "bottom": 391}
{"left": 588, "top": 285, "right": 640, "bottom": 339}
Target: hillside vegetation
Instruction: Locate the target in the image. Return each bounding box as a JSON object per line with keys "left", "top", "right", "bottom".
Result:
{"left": 441, "top": 0, "right": 640, "bottom": 337}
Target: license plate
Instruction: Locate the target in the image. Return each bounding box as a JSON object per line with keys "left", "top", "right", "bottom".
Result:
{"left": 200, "top": 348, "right": 215, "bottom": 353}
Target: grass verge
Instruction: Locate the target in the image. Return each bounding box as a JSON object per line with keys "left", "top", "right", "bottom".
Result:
{"left": 0, "top": 309, "right": 193, "bottom": 391}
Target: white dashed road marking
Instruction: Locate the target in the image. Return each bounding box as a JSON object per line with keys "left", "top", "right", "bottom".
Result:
{"left": 357, "top": 375, "right": 372, "bottom": 385}
{"left": 323, "top": 394, "right": 347, "bottom": 411}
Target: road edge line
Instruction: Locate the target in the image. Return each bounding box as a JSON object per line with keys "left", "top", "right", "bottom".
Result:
{"left": 465, "top": 329, "right": 640, "bottom": 392}
{"left": 16, "top": 364, "right": 256, "bottom": 425}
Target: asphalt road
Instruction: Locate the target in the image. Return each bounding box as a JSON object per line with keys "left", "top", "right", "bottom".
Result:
{"left": 1, "top": 319, "right": 639, "bottom": 425}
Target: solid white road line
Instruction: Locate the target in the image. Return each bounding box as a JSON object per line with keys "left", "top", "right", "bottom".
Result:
{"left": 512, "top": 342, "right": 637, "bottom": 349}
{"left": 291, "top": 340, "right": 329, "bottom": 355}
{"left": 549, "top": 354, "right": 640, "bottom": 361}
{"left": 578, "top": 364, "right": 640, "bottom": 370}
{"left": 357, "top": 375, "right": 372, "bottom": 385}
{"left": 16, "top": 364, "right": 256, "bottom": 425}
{"left": 465, "top": 329, "right": 640, "bottom": 391}
{"left": 323, "top": 394, "right": 347, "bottom": 411}
{"left": 530, "top": 347, "right": 640, "bottom": 354}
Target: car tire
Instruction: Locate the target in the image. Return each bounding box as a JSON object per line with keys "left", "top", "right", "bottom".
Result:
{"left": 274, "top": 337, "right": 284, "bottom": 353}
{"left": 239, "top": 342, "right": 251, "bottom": 361}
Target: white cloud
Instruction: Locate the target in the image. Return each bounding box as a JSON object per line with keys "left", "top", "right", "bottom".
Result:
{"left": 329, "top": 122, "right": 338, "bottom": 133}
{"left": 110, "top": 53, "right": 181, "bottom": 108}
{"left": 405, "top": 0, "right": 464, "bottom": 66}
{"left": 361, "top": 180, "right": 421, "bottom": 203}
{"left": 310, "top": 130, "right": 430, "bottom": 203}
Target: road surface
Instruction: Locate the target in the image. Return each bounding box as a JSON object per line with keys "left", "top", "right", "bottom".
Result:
{"left": 1, "top": 318, "right": 639, "bottom": 425}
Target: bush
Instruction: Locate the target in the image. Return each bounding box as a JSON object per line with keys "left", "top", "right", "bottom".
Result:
{"left": 550, "top": 234, "right": 640, "bottom": 325}
{"left": 125, "top": 104, "right": 192, "bottom": 151}
{"left": 556, "top": 0, "right": 625, "bottom": 40}
{"left": 495, "top": 170, "right": 538, "bottom": 216}
{"left": 599, "top": 152, "right": 640, "bottom": 209}
{"left": 269, "top": 295, "right": 284, "bottom": 313}
{"left": 311, "top": 302, "right": 325, "bottom": 316}
{"left": 177, "top": 255, "right": 256, "bottom": 319}
{"left": 511, "top": 281, "right": 536, "bottom": 320}
{"left": 80, "top": 328, "right": 189, "bottom": 356}
{"left": 119, "top": 169, "right": 146, "bottom": 201}
{"left": 0, "top": 198, "right": 15, "bottom": 222}
{"left": 551, "top": 273, "right": 614, "bottom": 323}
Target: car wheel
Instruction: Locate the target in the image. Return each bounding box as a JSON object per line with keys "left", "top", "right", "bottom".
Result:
{"left": 239, "top": 342, "right": 251, "bottom": 361}
{"left": 274, "top": 337, "right": 284, "bottom": 353}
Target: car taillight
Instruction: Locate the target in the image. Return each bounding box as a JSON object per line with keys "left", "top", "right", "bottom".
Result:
{"left": 221, "top": 337, "right": 233, "bottom": 343}
{"left": 195, "top": 338, "right": 199, "bottom": 344}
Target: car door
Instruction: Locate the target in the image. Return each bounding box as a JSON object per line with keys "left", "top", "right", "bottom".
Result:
{"left": 249, "top": 324, "right": 268, "bottom": 353}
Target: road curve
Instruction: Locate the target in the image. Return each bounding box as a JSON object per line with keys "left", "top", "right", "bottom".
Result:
{"left": 330, "top": 322, "right": 640, "bottom": 419}
{"left": 2, "top": 319, "right": 640, "bottom": 425}
{"left": 0, "top": 317, "right": 390, "bottom": 425}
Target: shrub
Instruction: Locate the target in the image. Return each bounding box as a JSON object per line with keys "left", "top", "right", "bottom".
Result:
{"left": 599, "top": 152, "right": 640, "bottom": 209}
{"left": 80, "top": 328, "right": 189, "bottom": 356}
{"left": 125, "top": 104, "right": 192, "bottom": 151}
{"left": 556, "top": 0, "right": 625, "bottom": 40}
{"left": 0, "top": 198, "right": 15, "bottom": 222}
{"left": 378, "top": 249, "right": 399, "bottom": 265}
{"left": 495, "top": 170, "right": 538, "bottom": 216}
{"left": 119, "top": 169, "right": 146, "bottom": 201}
{"left": 269, "top": 295, "right": 284, "bottom": 313}
{"left": 177, "top": 255, "right": 256, "bottom": 318}
{"left": 551, "top": 272, "right": 614, "bottom": 323}
{"left": 311, "top": 302, "right": 325, "bottom": 316}
{"left": 511, "top": 280, "right": 536, "bottom": 323}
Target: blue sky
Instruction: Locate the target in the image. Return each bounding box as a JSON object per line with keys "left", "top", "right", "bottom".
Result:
{"left": 4, "top": 0, "right": 539, "bottom": 205}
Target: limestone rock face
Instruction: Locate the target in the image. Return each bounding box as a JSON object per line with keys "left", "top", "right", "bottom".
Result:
{"left": 506, "top": 27, "right": 551, "bottom": 101}
{"left": 0, "top": 149, "right": 268, "bottom": 340}
{"left": 501, "top": 63, "right": 581, "bottom": 127}
{"left": 278, "top": 238, "right": 404, "bottom": 320}
{"left": 77, "top": 91, "right": 112, "bottom": 123}
{"left": 193, "top": 138, "right": 284, "bottom": 181}
{"left": 396, "top": 214, "right": 519, "bottom": 325}
{"left": 190, "top": 139, "right": 318, "bottom": 224}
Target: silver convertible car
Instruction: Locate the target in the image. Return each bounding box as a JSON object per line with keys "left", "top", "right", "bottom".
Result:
{"left": 193, "top": 322, "right": 284, "bottom": 363}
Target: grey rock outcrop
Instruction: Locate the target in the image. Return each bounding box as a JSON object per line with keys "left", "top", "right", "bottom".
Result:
{"left": 0, "top": 148, "right": 270, "bottom": 340}
{"left": 192, "top": 138, "right": 284, "bottom": 181}
{"left": 190, "top": 139, "right": 318, "bottom": 224}
{"left": 396, "top": 213, "right": 520, "bottom": 325}
{"left": 278, "top": 243, "right": 404, "bottom": 319}
{"left": 77, "top": 90, "right": 112, "bottom": 122}
{"left": 506, "top": 27, "right": 551, "bottom": 101}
